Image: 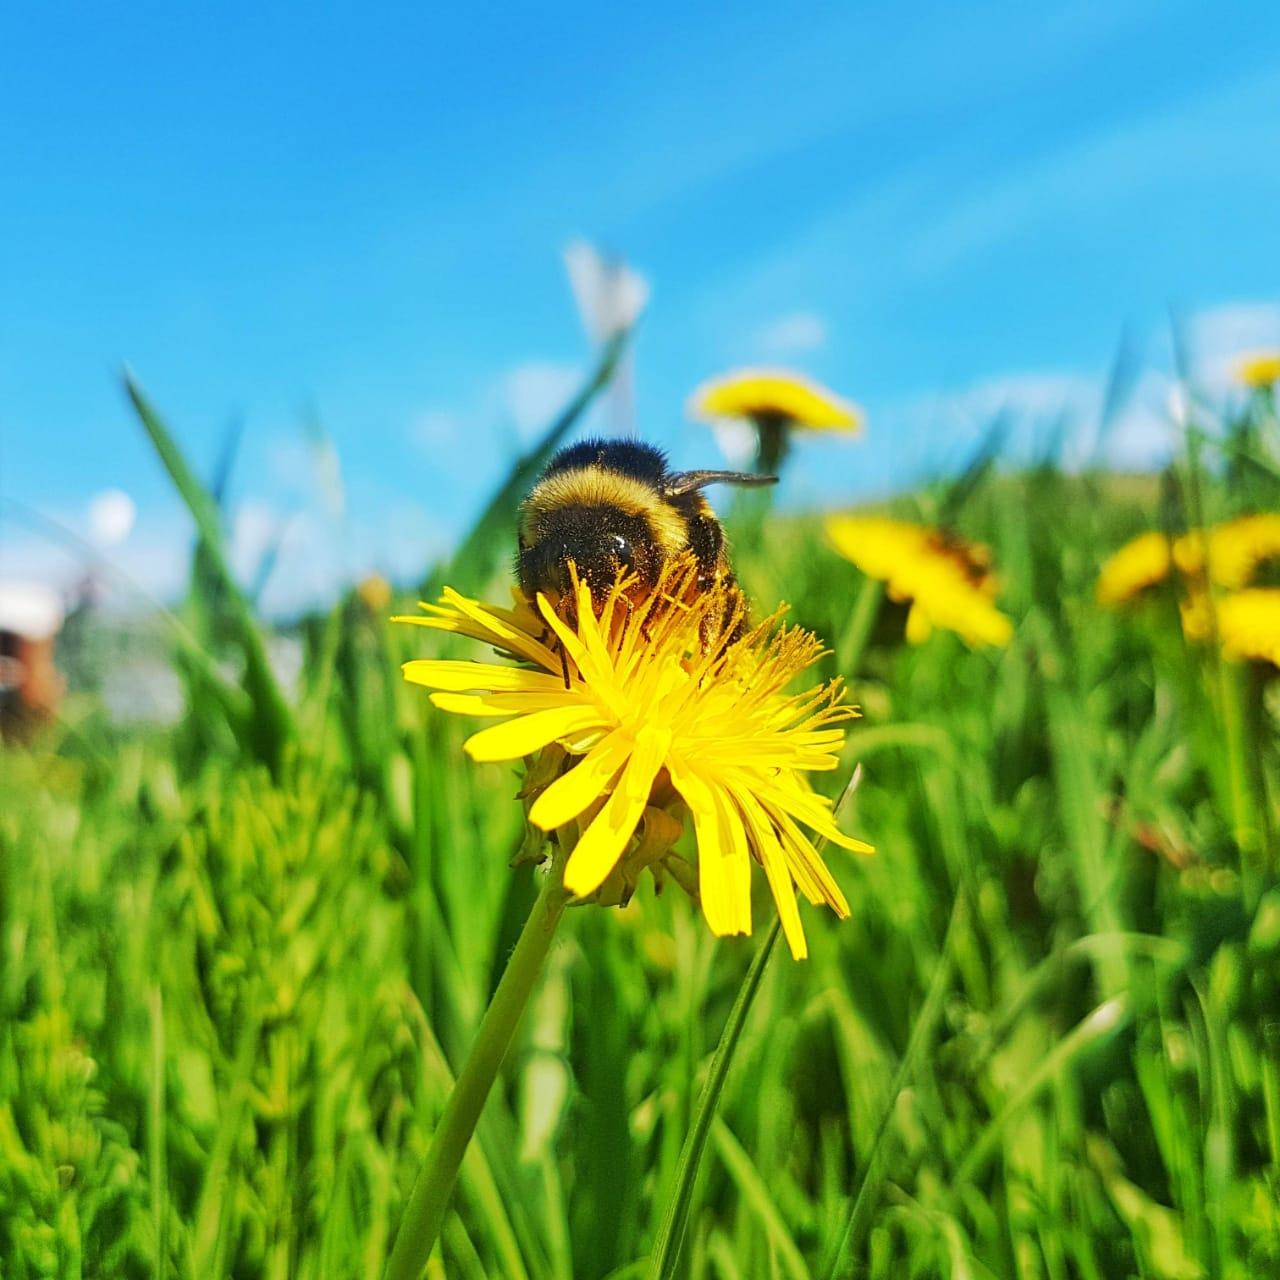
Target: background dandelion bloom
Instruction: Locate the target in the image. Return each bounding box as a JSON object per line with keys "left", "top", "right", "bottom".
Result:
{"left": 688, "top": 368, "right": 863, "bottom": 434}
{"left": 1182, "top": 588, "right": 1280, "bottom": 666}
{"left": 1098, "top": 516, "right": 1280, "bottom": 607}
{"left": 1237, "top": 350, "right": 1280, "bottom": 389}
{"left": 826, "top": 515, "right": 1013, "bottom": 648}
{"left": 1200, "top": 514, "right": 1280, "bottom": 590}
{"left": 1096, "top": 530, "right": 1175, "bottom": 605}
{"left": 395, "top": 561, "right": 871, "bottom": 959}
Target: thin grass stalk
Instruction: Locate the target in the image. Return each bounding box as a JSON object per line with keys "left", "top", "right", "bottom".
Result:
{"left": 384, "top": 855, "right": 570, "bottom": 1280}
{"left": 124, "top": 372, "right": 295, "bottom": 768}
{"left": 822, "top": 891, "right": 967, "bottom": 1279}
{"left": 148, "top": 985, "right": 167, "bottom": 1280}
{"left": 646, "top": 919, "right": 780, "bottom": 1280}
{"left": 835, "top": 576, "right": 884, "bottom": 679}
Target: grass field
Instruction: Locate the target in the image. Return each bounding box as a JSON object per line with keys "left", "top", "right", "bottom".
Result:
{"left": 3, "top": 354, "right": 1279, "bottom": 1279}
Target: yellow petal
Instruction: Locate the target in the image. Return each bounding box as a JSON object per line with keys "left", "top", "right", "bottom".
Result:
{"left": 464, "top": 704, "right": 604, "bottom": 763}
{"left": 528, "top": 732, "right": 631, "bottom": 830}
{"left": 731, "top": 784, "right": 807, "bottom": 960}
{"left": 905, "top": 602, "right": 933, "bottom": 645}
{"left": 669, "top": 757, "right": 751, "bottom": 937}
{"left": 403, "top": 659, "right": 564, "bottom": 694}
{"left": 564, "top": 726, "right": 669, "bottom": 897}
{"left": 756, "top": 777, "right": 874, "bottom": 855}
{"left": 769, "top": 805, "right": 850, "bottom": 916}
{"left": 430, "top": 691, "right": 579, "bottom": 718}
{"left": 440, "top": 588, "right": 560, "bottom": 669}
{"left": 536, "top": 593, "right": 598, "bottom": 681}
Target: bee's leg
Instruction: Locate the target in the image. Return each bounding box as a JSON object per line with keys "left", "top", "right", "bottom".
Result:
{"left": 559, "top": 642, "right": 571, "bottom": 689}
{"left": 686, "top": 512, "right": 725, "bottom": 592}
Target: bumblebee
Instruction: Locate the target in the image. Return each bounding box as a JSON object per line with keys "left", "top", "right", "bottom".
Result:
{"left": 517, "top": 437, "right": 774, "bottom": 627}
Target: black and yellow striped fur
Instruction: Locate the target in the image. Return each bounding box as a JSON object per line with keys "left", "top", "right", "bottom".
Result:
{"left": 517, "top": 438, "right": 774, "bottom": 622}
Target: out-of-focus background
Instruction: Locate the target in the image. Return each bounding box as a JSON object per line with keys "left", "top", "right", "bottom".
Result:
{"left": 5, "top": 6, "right": 1280, "bottom": 1280}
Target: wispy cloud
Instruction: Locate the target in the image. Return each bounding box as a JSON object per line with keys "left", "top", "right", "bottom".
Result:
{"left": 408, "top": 409, "right": 466, "bottom": 452}
{"left": 753, "top": 311, "right": 827, "bottom": 355}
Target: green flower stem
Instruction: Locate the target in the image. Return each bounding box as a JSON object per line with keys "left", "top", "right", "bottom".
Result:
{"left": 753, "top": 413, "right": 791, "bottom": 477}
{"left": 384, "top": 857, "right": 570, "bottom": 1280}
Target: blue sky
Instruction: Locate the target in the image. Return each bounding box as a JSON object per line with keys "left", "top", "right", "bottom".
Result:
{"left": 3, "top": 2, "right": 1280, "bottom": 610}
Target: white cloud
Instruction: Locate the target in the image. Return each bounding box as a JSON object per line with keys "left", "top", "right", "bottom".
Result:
{"left": 894, "top": 370, "right": 1098, "bottom": 465}
{"left": 87, "top": 489, "right": 136, "bottom": 547}
{"left": 876, "top": 363, "right": 1183, "bottom": 478}
{"left": 693, "top": 63, "right": 1280, "bottom": 333}
{"left": 753, "top": 311, "right": 827, "bottom": 355}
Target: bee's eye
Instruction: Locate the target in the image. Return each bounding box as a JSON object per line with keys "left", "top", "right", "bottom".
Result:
{"left": 612, "top": 533, "right": 634, "bottom": 567}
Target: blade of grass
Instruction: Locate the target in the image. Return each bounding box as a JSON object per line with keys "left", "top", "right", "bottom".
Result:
{"left": 711, "top": 1117, "right": 810, "bottom": 1280}
{"left": 148, "top": 984, "right": 167, "bottom": 1280}
{"left": 953, "top": 995, "right": 1132, "bottom": 1188}
{"left": 646, "top": 919, "right": 780, "bottom": 1280}
{"left": 124, "top": 370, "right": 295, "bottom": 769}
{"left": 822, "top": 891, "right": 966, "bottom": 1279}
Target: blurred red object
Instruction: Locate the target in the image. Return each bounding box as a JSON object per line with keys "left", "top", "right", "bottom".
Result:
{"left": 0, "top": 582, "right": 65, "bottom": 736}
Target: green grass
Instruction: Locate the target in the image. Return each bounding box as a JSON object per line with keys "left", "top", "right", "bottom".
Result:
{"left": 2, "top": 370, "right": 1279, "bottom": 1279}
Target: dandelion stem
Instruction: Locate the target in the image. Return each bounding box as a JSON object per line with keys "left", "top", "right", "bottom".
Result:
{"left": 384, "top": 856, "right": 570, "bottom": 1280}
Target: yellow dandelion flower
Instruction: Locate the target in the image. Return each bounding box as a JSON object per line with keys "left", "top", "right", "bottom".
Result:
{"left": 1182, "top": 588, "right": 1280, "bottom": 665}
{"left": 1237, "top": 350, "right": 1280, "bottom": 389}
{"left": 356, "top": 572, "right": 392, "bottom": 612}
{"left": 689, "top": 369, "right": 863, "bottom": 433}
{"left": 1199, "top": 514, "right": 1280, "bottom": 591}
{"left": 1096, "top": 531, "right": 1175, "bottom": 606}
{"left": 825, "top": 515, "right": 1013, "bottom": 648}
{"left": 394, "top": 560, "right": 872, "bottom": 960}
{"left": 1216, "top": 590, "right": 1280, "bottom": 665}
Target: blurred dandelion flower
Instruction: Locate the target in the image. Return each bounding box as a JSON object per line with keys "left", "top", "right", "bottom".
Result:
{"left": 1216, "top": 590, "right": 1280, "bottom": 665}
{"left": 825, "top": 515, "right": 1013, "bottom": 648}
{"left": 1096, "top": 531, "right": 1175, "bottom": 605}
{"left": 690, "top": 369, "right": 862, "bottom": 432}
{"left": 689, "top": 368, "right": 863, "bottom": 474}
{"left": 1237, "top": 350, "right": 1280, "bottom": 389}
{"left": 395, "top": 559, "right": 871, "bottom": 959}
{"left": 1099, "top": 515, "right": 1280, "bottom": 608}
{"left": 1181, "top": 588, "right": 1280, "bottom": 666}
{"left": 1200, "top": 514, "right": 1280, "bottom": 591}
{"left": 357, "top": 573, "right": 392, "bottom": 613}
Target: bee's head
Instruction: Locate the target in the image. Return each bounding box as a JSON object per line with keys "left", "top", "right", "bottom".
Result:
{"left": 517, "top": 504, "right": 660, "bottom": 610}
